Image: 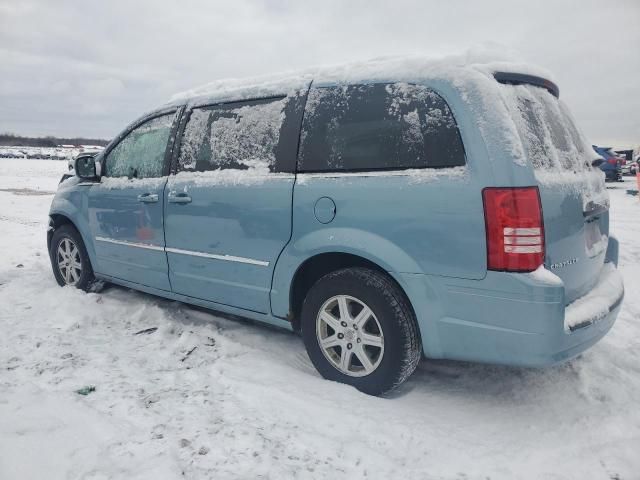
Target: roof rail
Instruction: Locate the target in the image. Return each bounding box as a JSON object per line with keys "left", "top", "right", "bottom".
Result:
{"left": 493, "top": 72, "right": 560, "bottom": 98}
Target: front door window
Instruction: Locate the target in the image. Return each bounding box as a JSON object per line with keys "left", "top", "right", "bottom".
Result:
{"left": 105, "top": 113, "right": 175, "bottom": 179}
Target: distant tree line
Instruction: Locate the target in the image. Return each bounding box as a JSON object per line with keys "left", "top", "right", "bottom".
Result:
{"left": 0, "top": 133, "right": 110, "bottom": 147}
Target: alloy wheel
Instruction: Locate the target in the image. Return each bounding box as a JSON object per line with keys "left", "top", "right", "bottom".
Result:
{"left": 56, "top": 237, "right": 82, "bottom": 285}
{"left": 316, "top": 295, "right": 384, "bottom": 377}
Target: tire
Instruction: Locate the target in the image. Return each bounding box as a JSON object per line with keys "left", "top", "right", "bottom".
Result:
{"left": 49, "top": 224, "right": 96, "bottom": 291}
{"left": 301, "top": 267, "right": 421, "bottom": 396}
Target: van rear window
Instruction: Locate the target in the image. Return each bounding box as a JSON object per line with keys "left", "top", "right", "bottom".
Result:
{"left": 503, "top": 84, "right": 590, "bottom": 171}
{"left": 298, "top": 83, "right": 465, "bottom": 172}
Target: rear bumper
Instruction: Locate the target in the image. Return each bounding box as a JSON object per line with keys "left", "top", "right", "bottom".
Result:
{"left": 395, "top": 238, "right": 623, "bottom": 367}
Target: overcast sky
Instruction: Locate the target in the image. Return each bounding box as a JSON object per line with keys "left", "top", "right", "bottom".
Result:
{"left": 0, "top": 0, "right": 638, "bottom": 147}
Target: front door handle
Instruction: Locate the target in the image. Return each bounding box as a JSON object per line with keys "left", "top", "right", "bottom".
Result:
{"left": 168, "top": 191, "right": 192, "bottom": 204}
{"left": 137, "top": 193, "right": 159, "bottom": 203}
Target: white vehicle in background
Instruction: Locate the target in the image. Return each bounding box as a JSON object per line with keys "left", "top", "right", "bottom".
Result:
{"left": 621, "top": 161, "right": 637, "bottom": 176}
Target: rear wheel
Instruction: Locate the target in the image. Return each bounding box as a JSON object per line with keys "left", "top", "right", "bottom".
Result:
{"left": 49, "top": 224, "right": 96, "bottom": 291}
{"left": 301, "top": 267, "right": 421, "bottom": 395}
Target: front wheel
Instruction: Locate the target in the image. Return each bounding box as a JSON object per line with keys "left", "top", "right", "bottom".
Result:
{"left": 49, "top": 224, "right": 96, "bottom": 291}
{"left": 301, "top": 267, "right": 421, "bottom": 396}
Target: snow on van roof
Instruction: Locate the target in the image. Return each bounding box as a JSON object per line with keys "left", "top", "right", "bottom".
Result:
{"left": 168, "top": 72, "right": 313, "bottom": 105}
{"left": 168, "top": 52, "right": 555, "bottom": 105}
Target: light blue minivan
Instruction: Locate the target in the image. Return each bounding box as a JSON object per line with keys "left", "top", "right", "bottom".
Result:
{"left": 49, "top": 58, "right": 624, "bottom": 395}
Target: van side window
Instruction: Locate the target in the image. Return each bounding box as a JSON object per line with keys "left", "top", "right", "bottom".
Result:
{"left": 298, "top": 83, "right": 465, "bottom": 172}
{"left": 105, "top": 113, "right": 175, "bottom": 178}
{"left": 176, "top": 96, "right": 298, "bottom": 173}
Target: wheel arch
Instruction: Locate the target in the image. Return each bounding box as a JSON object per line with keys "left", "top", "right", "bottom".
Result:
{"left": 285, "top": 251, "right": 417, "bottom": 333}
{"left": 48, "top": 206, "right": 97, "bottom": 270}
{"left": 48, "top": 213, "right": 75, "bottom": 248}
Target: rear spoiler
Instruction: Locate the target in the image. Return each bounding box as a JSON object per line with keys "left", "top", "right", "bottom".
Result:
{"left": 494, "top": 72, "right": 560, "bottom": 98}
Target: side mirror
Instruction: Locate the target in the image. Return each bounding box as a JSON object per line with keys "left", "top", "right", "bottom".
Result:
{"left": 591, "top": 158, "right": 604, "bottom": 168}
{"left": 75, "top": 155, "right": 100, "bottom": 180}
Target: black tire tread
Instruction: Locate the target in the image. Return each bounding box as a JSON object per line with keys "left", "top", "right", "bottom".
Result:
{"left": 341, "top": 267, "right": 421, "bottom": 391}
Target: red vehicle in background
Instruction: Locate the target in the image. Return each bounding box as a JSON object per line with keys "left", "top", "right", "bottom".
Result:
{"left": 593, "top": 145, "right": 624, "bottom": 181}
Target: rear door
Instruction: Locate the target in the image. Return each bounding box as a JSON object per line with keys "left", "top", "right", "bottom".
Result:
{"left": 88, "top": 110, "right": 179, "bottom": 290}
{"left": 502, "top": 84, "right": 609, "bottom": 303}
{"left": 163, "top": 94, "right": 305, "bottom": 313}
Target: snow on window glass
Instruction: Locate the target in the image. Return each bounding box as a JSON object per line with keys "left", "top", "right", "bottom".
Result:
{"left": 503, "top": 85, "right": 591, "bottom": 172}
{"left": 299, "top": 83, "right": 465, "bottom": 172}
{"left": 106, "top": 113, "right": 175, "bottom": 179}
{"left": 501, "top": 84, "right": 606, "bottom": 206}
{"left": 177, "top": 109, "right": 209, "bottom": 171}
{"left": 177, "top": 97, "right": 287, "bottom": 173}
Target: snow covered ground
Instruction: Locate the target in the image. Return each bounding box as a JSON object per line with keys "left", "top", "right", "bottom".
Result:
{"left": 0, "top": 158, "right": 639, "bottom": 480}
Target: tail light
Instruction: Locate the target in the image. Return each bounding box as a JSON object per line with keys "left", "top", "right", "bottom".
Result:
{"left": 482, "top": 187, "right": 545, "bottom": 272}
{"left": 607, "top": 158, "right": 618, "bottom": 165}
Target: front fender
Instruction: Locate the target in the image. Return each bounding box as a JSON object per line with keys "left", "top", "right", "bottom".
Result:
{"left": 49, "top": 190, "right": 96, "bottom": 268}
{"left": 270, "top": 227, "right": 424, "bottom": 319}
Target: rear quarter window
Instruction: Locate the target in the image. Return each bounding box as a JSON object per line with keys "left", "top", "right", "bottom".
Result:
{"left": 298, "top": 83, "right": 465, "bottom": 172}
